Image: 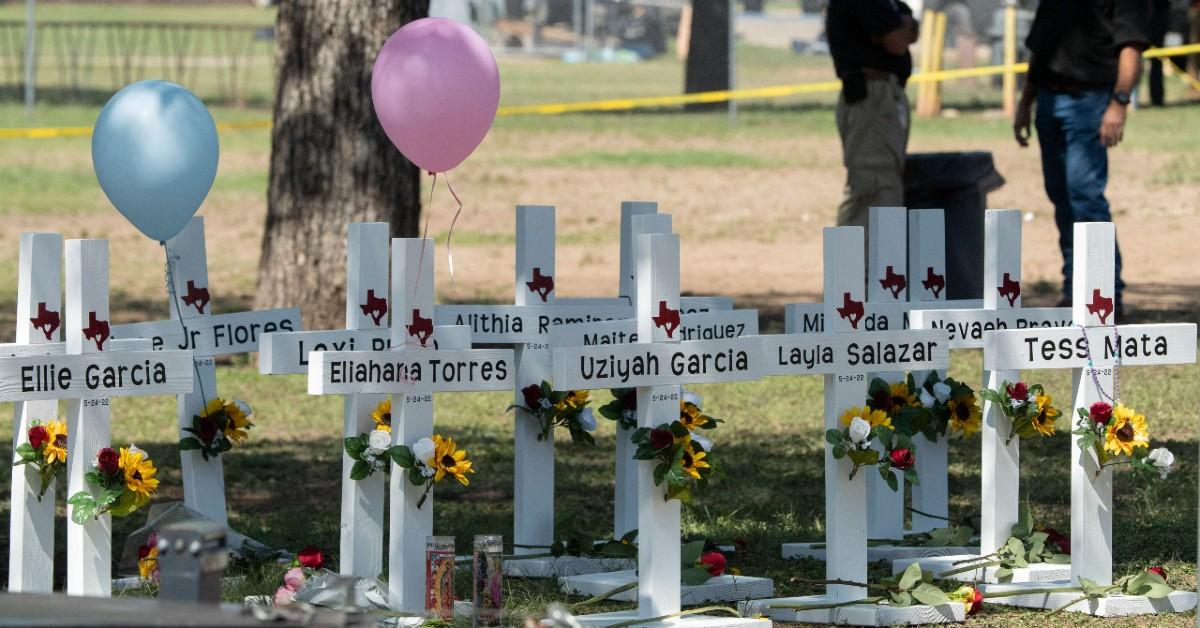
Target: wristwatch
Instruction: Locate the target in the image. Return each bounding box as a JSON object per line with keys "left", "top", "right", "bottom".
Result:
{"left": 1112, "top": 91, "right": 1131, "bottom": 106}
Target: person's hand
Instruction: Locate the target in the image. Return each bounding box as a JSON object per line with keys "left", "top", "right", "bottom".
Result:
{"left": 1013, "top": 100, "right": 1033, "bottom": 148}
{"left": 1100, "top": 101, "right": 1127, "bottom": 147}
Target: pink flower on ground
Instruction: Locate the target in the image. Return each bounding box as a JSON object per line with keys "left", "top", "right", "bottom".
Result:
{"left": 274, "top": 586, "right": 294, "bottom": 606}
{"left": 283, "top": 566, "right": 306, "bottom": 591}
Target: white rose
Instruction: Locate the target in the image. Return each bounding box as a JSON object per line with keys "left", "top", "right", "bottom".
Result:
{"left": 682, "top": 390, "right": 702, "bottom": 409}
{"left": 848, "top": 417, "right": 872, "bottom": 445}
{"left": 691, "top": 432, "right": 713, "bottom": 453}
{"left": 538, "top": 398, "right": 553, "bottom": 409}
{"left": 1148, "top": 447, "right": 1175, "bottom": 479}
{"left": 421, "top": 466, "right": 436, "bottom": 478}
{"left": 368, "top": 429, "right": 392, "bottom": 452}
{"left": 577, "top": 407, "right": 597, "bottom": 432}
{"left": 411, "top": 437, "right": 436, "bottom": 463}
{"left": 622, "top": 409, "right": 636, "bottom": 423}
{"left": 919, "top": 389, "right": 936, "bottom": 408}
{"left": 932, "top": 382, "right": 952, "bottom": 403}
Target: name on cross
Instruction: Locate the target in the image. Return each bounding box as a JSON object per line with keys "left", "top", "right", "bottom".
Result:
{"left": 763, "top": 329, "right": 949, "bottom": 374}
{"left": 553, "top": 338, "right": 762, "bottom": 388}
{"left": 309, "top": 348, "right": 515, "bottom": 394}
{"left": 112, "top": 308, "right": 300, "bottom": 353}
{"left": 912, "top": 308, "right": 1073, "bottom": 345}
{"left": 435, "top": 304, "right": 633, "bottom": 341}
{"left": 0, "top": 351, "right": 194, "bottom": 400}
{"left": 550, "top": 310, "right": 758, "bottom": 347}
{"left": 984, "top": 324, "right": 1198, "bottom": 370}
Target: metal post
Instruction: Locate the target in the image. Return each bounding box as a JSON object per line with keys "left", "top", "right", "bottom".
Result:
{"left": 23, "top": 0, "right": 35, "bottom": 117}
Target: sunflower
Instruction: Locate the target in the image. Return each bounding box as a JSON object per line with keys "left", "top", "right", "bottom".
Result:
{"left": 948, "top": 394, "right": 982, "bottom": 436}
{"left": 555, "top": 390, "right": 590, "bottom": 412}
{"left": 120, "top": 447, "right": 159, "bottom": 498}
{"left": 840, "top": 405, "right": 892, "bottom": 430}
{"left": 680, "top": 441, "right": 711, "bottom": 480}
{"left": 41, "top": 420, "right": 68, "bottom": 464}
{"left": 678, "top": 401, "right": 710, "bottom": 431}
{"left": 1031, "top": 394, "right": 1060, "bottom": 437}
{"left": 1104, "top": 404, "right": 1150, "bottom": 457}
{"left": 138, "top": 546, "right": 159, "bottom": 580}
{"left": 431, "top": 434, "right": 474, "bottom": 486}
{"left": 372, "top": 399, "right": 392, "bottom": 433}
{"left": 890, "top": 382, "right": 920, "bottom": 409}
{"left": 223, "top": 401, "right": 252, "bottom": 444}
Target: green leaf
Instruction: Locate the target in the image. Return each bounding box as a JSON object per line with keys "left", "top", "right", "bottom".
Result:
{"left": 825, "top": 429, "right": 844, "bottom": 445}
{"left": 350, "top": 460, "right": 372, "bottom": 481}
{"left": 389, "top": 445, "right": 415, "bottom": 468}
{"left": 680, "top": 540, "right": 705, "bottom": 567}
{"left": 889, "top": 590, "right": 913, "bottom": 607}
{"left": 848, "top": 449, "right": 878, "bottom": 466}
{"left": 37, "top": 464, "right": 57, "bottom": 497}
{"left": 178, "top": 437, "right": 203, "bottom": 452}
{"left": 1046, "top": 553, "right": 1072, "bottom": 564}
{"left": 911, "top": 582, "right": 952, "bottom": 606}
{"left": 996, "top": 567, "right": 1014, "bottom": 582}
{"left": 897, "top": 561, "right": 923, "bottom": 591}
{"left": 831, "top": 444, "right": 846, "bottom": 459}
{"left": 344, "top": 434, "right": 368, "bottom": 459}
{"left": 680, "top": 566, "right": 713, "bottom": 586}
{"left": 885, "top": 468, "right": 899, "bottom": 492}
{"left": 84, "top": 471, "right": 104, "bottom": 487}
{"left": 904, "top": 468, "right": 920, "bottom": 486}
{"left": 407, "top": 466, "right": 425, "bottom": 487}
{"left": 69, "top": 496, "right": 97, "bottom": 525}
{"left": 15, "top": 443, "right": 37, "bottom": 461}
{"left": 653, "top": 462, "right": 668, "bottom": 487}
{"left": 99, "top": 486, "right": 123, "bottom": 508}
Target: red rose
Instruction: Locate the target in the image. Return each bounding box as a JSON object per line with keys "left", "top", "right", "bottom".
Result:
{"left": 139, "top": 532, "right": 158, "bottom": 559}
{"left": 1148, "top": 566, "right": 1167, "bottom": 579}
{"left": 197, "top": 414, "right": 219, "bottom": 444}
{"left": 1042, "top": 527, "right": 1070, "bottom": 555}
{"left": 649, "top": 428, "right": 674, "bottom": 451}
{"left": 28, "top": 425, "right": 48, "bottom": 449}
{"left": 1006, "top": 382, "right": 1029, "bottom": 402}
{"left": 889, "top": 448, "right": 915, "bottom": 470}
{"left": 521, "top": 384, "right": 543, "bottom": 410}
{"left": 699, "top": 551, "right": 726, "bottom": 576}
{"left": 969, "top": 587, "right": 983, "bottom": 615}
{"left": 96, "top": 447, "right": 120, "bottom": 476}
{"left": 1089, "top": 402, "right": 1113, "bottom": 425}
{"left": 297, "top": 545, "right": 324, "bottom": 569}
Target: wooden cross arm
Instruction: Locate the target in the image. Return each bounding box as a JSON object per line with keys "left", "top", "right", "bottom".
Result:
{"left": 307, "top": 348, "right": 515, "bottom": 395}
{"left": 983, "top": 323, "right": 1197, "bottom": 371}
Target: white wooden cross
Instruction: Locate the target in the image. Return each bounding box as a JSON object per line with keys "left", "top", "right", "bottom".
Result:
{"left": 550, "top": 228, "right": 769, "bottom": 627}
{"left": 306, "top": 238, "right": 514, "bottom": 613}
{"left": 432, "top": 204, "right": 729, "bottom": 578}
{"left": 747, "top": 226, "right": 965, "bottom": 625}
{"left": 896, "top": 208, "right": 1074, "bottom": 582}
{"left": 110, "top": 216, "right": 301, "bottom": 540}
{"left": 553, "top": 212, "right": 770, "bottom": 605}
{"left": 976, "top": 222, "right": 1197, "bottom": 617}
{"left": 0, "top": 239, "right": 194, "bottom": 596}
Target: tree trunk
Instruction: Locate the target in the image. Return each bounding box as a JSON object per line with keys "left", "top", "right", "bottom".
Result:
{"left": 257, "top": 0, "right": 428, "bottom": 330}
{"left": 684, "top": 0, "right": 730, "bottom": 111}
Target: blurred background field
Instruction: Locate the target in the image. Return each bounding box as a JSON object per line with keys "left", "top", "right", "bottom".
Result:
{"left": 0, "top": 1, "right": 1198, "bottom": 624}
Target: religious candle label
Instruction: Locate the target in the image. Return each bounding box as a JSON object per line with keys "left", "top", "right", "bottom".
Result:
{"left": 549, "top": 309, "right": 759, "bottom": 347}
{"left": 551, "top": 337, "right": 762, "bottom": 389}
{"left": 112, "top": 307, "right": 300, "bottom": 355}
{"left": 910, "top": 307, "right": 1074, "bottom": 348}
{"left": 0, "top": 350, "right": 194, "bottom": 400}
{"left": 761, "top": 329, "right": 950, "bottom": 375}
{"left": 308, "top": 349, "right": 515, "bottom": 394}
{"left": 983, "top": 323, "right": 1198, "bottom": 370}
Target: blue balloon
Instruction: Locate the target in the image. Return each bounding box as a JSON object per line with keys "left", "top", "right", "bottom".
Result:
{"left": 91, "top": 80, "right": 219, "bottom": 243}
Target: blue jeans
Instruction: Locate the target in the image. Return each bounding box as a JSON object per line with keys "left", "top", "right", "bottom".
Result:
{"left": 1035, "top": 89, "right": 1124, "bottom": 300}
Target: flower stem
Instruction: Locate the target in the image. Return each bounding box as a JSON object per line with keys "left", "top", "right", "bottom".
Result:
{"left": 951, "top": 552, "right": 1000, "bottom": 566}
{"left": 788, "top": 577, "right": 877, "bottom": 589}
{"left": 570, "top": 581, "right": 638, "bottom": 610}
{"left": 416, "top": 481, "right": 434, "bottom": 509}
{"left": 937, "top": 559, "right": 1004, "bottom": 578}
{"left": 768, "top": 596, "right": 885, "bottom": 611}
{"left": 905, "top": 506, "right": 973, "bottom": 529}
{"left": 605, "top": 605, "right": 740, "bottom": 628}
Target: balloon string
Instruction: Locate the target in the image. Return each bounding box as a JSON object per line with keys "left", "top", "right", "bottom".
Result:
{"left": 443, "top": 172, "right": 464, "bottom": 285}
{"left": 413, "top": 172, "right": 437, "bottom": 304}
{"left": 163, "top": 245, "right": 210, "bottom": 407}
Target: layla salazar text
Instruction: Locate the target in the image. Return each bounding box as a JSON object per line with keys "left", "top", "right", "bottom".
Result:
{"left": 577, "top": 349, "right": 750, "bottom": 383}
{"left": 21, "top": 361, "right": 168, "bottom": 393}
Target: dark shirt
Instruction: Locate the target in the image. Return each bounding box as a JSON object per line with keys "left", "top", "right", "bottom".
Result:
{"left": 826, "top": 0, "right": 914, "bottom": 84}
{"left": 1026, "top": 0, "right": 1152, "bottom": 90}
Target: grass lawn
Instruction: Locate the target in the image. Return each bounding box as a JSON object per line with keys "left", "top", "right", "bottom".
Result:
{"left": 0, "top": 5, "right": 1199, "bottom": 625}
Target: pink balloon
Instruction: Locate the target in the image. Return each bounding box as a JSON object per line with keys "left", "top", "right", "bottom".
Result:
{"left": 372, "top": 18, "right": 500, "bottom": 173}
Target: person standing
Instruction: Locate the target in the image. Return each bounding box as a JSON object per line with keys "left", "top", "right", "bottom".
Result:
{"left": 826, "top": 0, "right": 920, "bottom": 232}
{"left": 1013, "top": 0, "right": 1151, "bottom": 312}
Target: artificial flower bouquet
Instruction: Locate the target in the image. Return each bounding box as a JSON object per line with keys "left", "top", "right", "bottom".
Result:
{"left": 274, "top": 545, "right": 325, "bottom": 606}
{"left": 12, "top": 419, "right": 68, "bottom": 499}
{"left": 511, "top": 381, "right": 597, "bottom": 445}
{"left": 680, "top": 539, "right": 738, "bottom": 585}
{"left": 598, "top": 388, "right": 638, "bottom": 431}
{"left": 826, "top": 405, "right": 918, "bottom": 492}
{"left": 870, "top": 373, "right": 981, "bottom": 441}
{"left": 1072, "top": 401, "right": 1174, "bottom": 480}
{"left": 68, "top": 445, "right": 158, "bottom": 523}
{"left": 390, "top": 434, "right": 474, "bottom": 508}
{"left": 979, "top": 381, "right": 1061, "bottom": 444}
{"left": 137, "top": 532, "right": 160, "bottom": 582}
{"left": 179, "top": 397, "right": 254, "bottom": 460}
{"left": 630, "top": 391, "right": 720, "bottom": 502}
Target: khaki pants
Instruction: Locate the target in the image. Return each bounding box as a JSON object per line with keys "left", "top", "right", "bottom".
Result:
{"left": 835, "top": 77, "right": 911, "bottom": 232}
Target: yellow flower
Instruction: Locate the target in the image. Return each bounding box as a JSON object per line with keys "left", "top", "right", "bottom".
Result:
{"left": 42, "top": 420, "right": 68, "bottom": 465}
{"left": 554, "top": 390, "right": 590, "bottom": 412}
{"left": 372, "top": 399, "right": 392, "bottom": 433}
{"left": 138, "top": 547, "right": 158, "bottom": 580}
{"left": 948, "top": 394, "right": 982, "bottom": 437}
{"left": 681, "top": 442, "right": 710, "bottom": 480}
{"left": 679, "top": 401, "right": 710, "bottom": 431}
{"left": 120, "top": 447, "right": 159, "bottom": 498}
{"left": 223, "top": 401, "right": 252, "bottom": 444}
{"left": 1104, "top": 404, "right": 1150, "bottom": 457}
{"left": 840, "top": 405, "right": 892, "bottom": 430}
{"left": 431, "top": 434, "right": 474, "bottom": 486}
{"left": 1031, "top": 394, "right": 1060, "bottom": 437}
{"left": 890, "top": 382, "right": 919, "bottom": 408}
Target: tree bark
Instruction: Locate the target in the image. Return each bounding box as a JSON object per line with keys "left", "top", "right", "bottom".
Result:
{"left": 684, "top": 0, "right": 730, "bottom": 111}
{"left": 257, "top": 0, "right": 428, "bottom": 330}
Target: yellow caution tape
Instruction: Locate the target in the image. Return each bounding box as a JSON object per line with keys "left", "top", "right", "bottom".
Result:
{"left": 2, "top": 43, "right": 1198, "bottom": 138}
